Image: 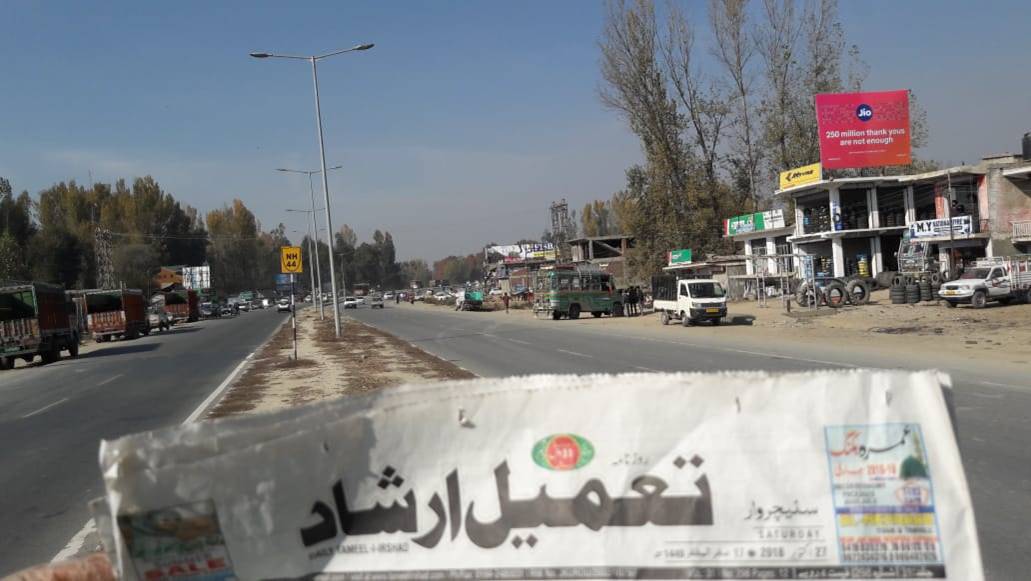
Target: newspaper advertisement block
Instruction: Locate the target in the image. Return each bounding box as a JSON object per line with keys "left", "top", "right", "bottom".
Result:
{"left": 98, "top": 371, "right": 982, "bottom": 580}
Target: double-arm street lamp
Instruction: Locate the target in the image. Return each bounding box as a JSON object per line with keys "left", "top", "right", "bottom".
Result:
{"left": 280, "top": 165, "right": 342, "bottom": 319}
{"left": 251, "top": 43, "right": 374, "bottom": 338}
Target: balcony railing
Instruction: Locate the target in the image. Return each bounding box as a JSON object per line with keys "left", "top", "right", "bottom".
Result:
{"left": 1014, "top": 220, "right": 1031, "bottom": 242}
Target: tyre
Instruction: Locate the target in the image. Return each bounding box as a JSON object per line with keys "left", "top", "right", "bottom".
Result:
{"left": 845, "top": 279, "right": 870, "bottom": 305}
{"left": 711, "top": 318, "right": 721, "bottom": 326}
{"left": 929, "top": 272, "right": 943, "bottom": 285}
{"left": 68, "top": 337, "right": 79, "bottom": 358}
{"left": 141, "top": 325, "right": 151, "bottom": 336}
{"left": 945, "top": 300, "right": 957, "bottom": 308}
{"left": 0, "top": 357, "right": 12, "bottom": 371}
{"left": 891, "top": 274, "right": 905, "bottom": 287}
{"left": 41, "top": 346, "right": 59, "bottom": 364}
{"left": 660, "top": 311, "right": 669, "bottom": 326}
{"left": 971, "top": 290, "right": 987, "bottom": 309}
{"left": 823, "top": 281, "right": 847, "bottom": 308}
{"left": 905, "top": 284, "right": 920, "bottom": 304}
{"left": 592, "top": 311, "right": 602, "bottom": 318}
{"left": 681, "top": 312, "right": 691, "bottom": 327}
{"left": 551, "top": 311, "right": 561, "bottom": 321}
{"left": 568, "top": 304, "right": 581, "bottom": 320}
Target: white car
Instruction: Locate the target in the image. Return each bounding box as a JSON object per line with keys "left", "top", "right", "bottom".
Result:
{"left": 276, "top": 298, "right": 292, "bottom": 313}
{"left": 343, "top": 296, "right": 360, "bottom": 309}
{"left": 383, "top": 292, "right": 394, "bottom": 300}
{"left": 368, "top": 294, "right": 385, "bottom": 309}
{"left": 489, "top": 288, "right": 504, "bottom": 296}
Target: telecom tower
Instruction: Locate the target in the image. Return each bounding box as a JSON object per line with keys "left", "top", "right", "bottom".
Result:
{"left": 549, "top": 199, "right": 573, "bottom": 262}
{"left": 95, "top": 226, "right": 115, "bottom": 289}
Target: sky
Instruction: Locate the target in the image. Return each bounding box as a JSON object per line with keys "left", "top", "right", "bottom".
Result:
{"left": 2, "top": 1, "right": 1029, "bottom": 262}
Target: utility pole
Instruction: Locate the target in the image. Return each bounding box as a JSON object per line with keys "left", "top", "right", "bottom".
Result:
{"left": 550, "top": 199, "right": 573, "bottom": 262}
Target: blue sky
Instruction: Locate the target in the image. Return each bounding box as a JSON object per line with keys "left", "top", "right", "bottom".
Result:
{"left": 2, "top": 1, "right": 1029, "bottom": 261}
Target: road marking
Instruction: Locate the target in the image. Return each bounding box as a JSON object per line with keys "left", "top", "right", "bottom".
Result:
{"left": 967, "top": 391, "right": 1004, "bottom": 399}
{"left": 96, "top": 374, "right": 123, "bottom": 387}
{"left": 22, "top": 397, "right": 70, "bottom": 419}
{"left": 50, "top": 519, "right": 96, "bottom": 563}
{"left": 53, "top": 316, "right": 288, "bottom": 563}
{"left": 507, "top": 338, "right": 532, "bottom": 345}
{"left": 557, "top": 348, "right": 593, "bottom": 359}
{"left": 633, "top": 365, "right": 660, "bottom": 372}
{"left": 976, "top": 380, "right": 1023, "bottom": 390}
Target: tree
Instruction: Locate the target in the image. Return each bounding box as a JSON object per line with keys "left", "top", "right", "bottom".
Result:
{"left": 400, "top": 259, "right": 431, "bottom": 287}
{"left": 113, "top": 243, "right": 159, "bottom": 293}
{"left": 206, "top": 199, "right": 261, "bottom": 295}
{"left": 0, "top": 233, "right": 23, "bottom": 282}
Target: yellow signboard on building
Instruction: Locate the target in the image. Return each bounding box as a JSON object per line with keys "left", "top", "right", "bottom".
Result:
{"left": 779, "top": 162, "right": 822, "bottom": 190}
{"left": 280, "top": 246, "right": 303, "bottom": 274}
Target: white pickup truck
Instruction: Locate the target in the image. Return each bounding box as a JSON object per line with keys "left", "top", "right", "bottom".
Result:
{"left": 938, "top": 256, "right": 1031, "bottom": 308}
{"left": 651, "top": 276, "right": 728, "bottom": 326}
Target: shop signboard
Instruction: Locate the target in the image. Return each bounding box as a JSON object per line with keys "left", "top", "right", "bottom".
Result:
{"left": 668, "top": 248, "right": 692, "bottom": 265}
{"left": 815, "top": 90, "right": 912, "bottom": 169}
{"left": 724, "top": 210, "right": 785, "bottom": 236}
{"left": 778, "top": 162, "right": 822, "bottom": 190}
{"left": 909, "top": 216, "right": 973, "bottom": 238}
{"left": 182, "top": 266, "right": 211, "bottom": 290}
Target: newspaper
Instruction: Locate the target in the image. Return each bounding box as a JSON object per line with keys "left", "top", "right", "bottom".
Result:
{"left": 97, "top": 370, "right": 982, "bottom": 580}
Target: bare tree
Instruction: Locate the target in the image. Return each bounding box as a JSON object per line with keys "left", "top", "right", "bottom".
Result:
{"left": 755, "top": 0, "right": 803, "bottom": 173}
{"left": 709, "top": 0, "right": 760, "bottom": 206}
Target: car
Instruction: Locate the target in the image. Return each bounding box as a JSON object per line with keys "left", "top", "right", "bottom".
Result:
{"left": 221, "top": 304, "right": 235, "bottom": 317}
{"left": 148, "top": 307, "right": 171, "bottom": 332}
{"left": 434, "top": 292, "right": 450, "bottom": 301}
{"left": 489, "top": 288, "right": 504, "bottom": 296}
{"left": 383, "top": 292, "right": 394, "bottom": 300}
{"left": 276, "top": 298, "right": 292, "bottom": 313}
{"left": 238, "top": 300, "right": 250, "bottom": 312}
{"left": 368, "top": 294, "right": 384, "bottom": 309}
{"left": 343, "top": 296, "right": 360, "bottom": 309}
{"left": 200, "top": 302, "right": 218, "bottom": 318}
{"left": 303, "top": 294, "right": 312, "bottom": 303}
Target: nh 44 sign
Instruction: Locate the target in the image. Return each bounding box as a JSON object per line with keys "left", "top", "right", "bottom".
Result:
{"left": 280, "top": 246, "right": 303, "bottom": 274}
{"left": 815, "top": 90, "right": 912, "bottom": 169}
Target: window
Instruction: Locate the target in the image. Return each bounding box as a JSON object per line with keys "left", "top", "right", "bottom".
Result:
{"left": 558, "top": 275, "right": 571, "bottom": 291}
{"left": 572, "top": 276, "right": 581, "bottom": 290}
{"left": 688, "top": 282, "right": 726, "bottom": 298}
{"left": 679, "top": 283, "right": 689, "bottom": 297}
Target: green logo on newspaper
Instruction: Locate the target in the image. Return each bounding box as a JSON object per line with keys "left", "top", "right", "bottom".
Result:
{"left": 532, "top": 434, "right": 594, "bottom": 471}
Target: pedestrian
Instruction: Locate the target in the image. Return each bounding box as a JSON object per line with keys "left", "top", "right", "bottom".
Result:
{"left": 395, "top": 293, "right": 400, "bottom": 305}
{"left": 502, "top": 292, "right": 510, "bottom": 314}
{"left": 629, "top": 286, "right": 639, "bottom": 316}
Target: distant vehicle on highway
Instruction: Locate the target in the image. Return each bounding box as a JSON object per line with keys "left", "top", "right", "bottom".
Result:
{"left": 220, "top": 304, "right": 235, "bottom": 317}
{"left": 368, "top": 294, "right": 384, "bottom": 309}
{"left": 200, "top": 302, "right": 215, "bottom": 318}
{"left": 276, "top": 298, "right": 292, "bottom": 313}
{"left": 0, "top": 281, "right": 80, "bottom": 370}
{"left": 489, "top": 288, "right": 504, "bottom": 296}
{"left": 148, "top": 307, "right": 171, "bottom": 332}
{"left": 238, "top": 300, "right": 251, "bottom": 312}
{"left": 383, "top": 292, "right": 394, "bottom": 300}
{"left": 343, "top": 296, "right": 360, "bottom": 309}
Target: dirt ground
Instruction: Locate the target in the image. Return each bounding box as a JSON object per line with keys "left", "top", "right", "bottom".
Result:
{"left": 206, "top": 308, "right": 474, "bottom": 418}
{"left": 416, "top": 288, "right": 1031, "bottom": 366}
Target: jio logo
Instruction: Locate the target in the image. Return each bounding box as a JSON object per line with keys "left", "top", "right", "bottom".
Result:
{"left": 856, "top": 104, "right": 873, "bottom": 122}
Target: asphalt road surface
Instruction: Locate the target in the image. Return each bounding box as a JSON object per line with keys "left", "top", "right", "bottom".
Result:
{"left": 0, "top": 308, "right": 287, "bottom": 573}
{"left": 351, "top": 303, "right": 1029, "bottom": 581}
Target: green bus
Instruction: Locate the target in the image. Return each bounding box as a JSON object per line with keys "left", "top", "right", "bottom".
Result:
{"left": 534, "top": 269, "right": 623, "bottom": 320}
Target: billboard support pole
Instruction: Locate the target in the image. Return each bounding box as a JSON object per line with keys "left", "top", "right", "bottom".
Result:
{"left": 291, "top": 275, "right": 298, "bottom": 361}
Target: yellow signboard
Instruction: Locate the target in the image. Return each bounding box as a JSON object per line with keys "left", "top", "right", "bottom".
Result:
{"left": 779, "top": 162, "right": 822, "bottom": 190}
{"left": 280, "top": 246, "right": 303, "bottom": 274}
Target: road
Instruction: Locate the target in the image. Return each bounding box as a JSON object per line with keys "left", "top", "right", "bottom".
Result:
{"left": 351, "top": 303, "right": 1029, "bottom": 581}
{"left": 0, "top": 308, "right": 287, "bottom": 573}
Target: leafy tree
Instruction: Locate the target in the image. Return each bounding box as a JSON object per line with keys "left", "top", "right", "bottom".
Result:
{"left": 113, "top": 243, "right": 159, "bottom": 293}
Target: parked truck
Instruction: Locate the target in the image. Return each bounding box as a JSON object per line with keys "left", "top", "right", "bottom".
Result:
{"left": 651, "top": 275, "right": 728, "bottom": 326}
{"left": 154, "top": 289, "right": 199, "bottom": 323}
{"left": 938, "top": 256, "right": 1031, "bottom": 308}
{"left": 0, "top": 282, "right": 80, "bottom": 370}
{"left": 85, "top": 289, "right": 148, "bottom": 342}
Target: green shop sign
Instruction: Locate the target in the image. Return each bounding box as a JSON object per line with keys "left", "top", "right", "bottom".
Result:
{"left": 669, "top": 248, "right": 693, "bottom": 265}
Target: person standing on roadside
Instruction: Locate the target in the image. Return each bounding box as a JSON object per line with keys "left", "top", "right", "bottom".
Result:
{"left": 502, "top": 292, "right": 511, "bottom": 314}
{"left": 629, "top": 285, "right": 638, "bottom": 316}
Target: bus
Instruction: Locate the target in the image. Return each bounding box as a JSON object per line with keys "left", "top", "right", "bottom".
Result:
{"left": 533, "top": 269, "right": 623, "bottom": 320}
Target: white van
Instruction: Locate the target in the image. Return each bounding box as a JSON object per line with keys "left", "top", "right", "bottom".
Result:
{"left": 651, "top": 277, "right": 728, "bottom": 326}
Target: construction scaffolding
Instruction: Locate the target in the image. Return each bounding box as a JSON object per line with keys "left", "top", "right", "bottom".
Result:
{"left": 741, "top": 253, "right": 817, "bottom": 311}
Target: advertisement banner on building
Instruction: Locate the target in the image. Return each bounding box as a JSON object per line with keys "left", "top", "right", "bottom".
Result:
{"left": 97, "top": 370, "right": 982, "bottom": 580}
{"left": 486, "top": 243, "right": 557, "bottom": 263}
{"left": 668, "top": 248, "right": 692, "bottom": 265}
{"left": 779, "top": 162, "right": 823, "bottom": 190}
{"left": 182, "top": 266, "right": 212, "bottom": 290}
{"left": 815, "top": 90, "right": 912, "bottom": 169}
{"left": 724, "top": 210, "right": 785, "bottom": 236}
{"left": 909, "top": 216, "right": 973, "bottom": 238}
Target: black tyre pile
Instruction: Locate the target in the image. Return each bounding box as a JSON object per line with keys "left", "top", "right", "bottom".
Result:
{"left": 889, "top": 273, "right": 941, "bottom": 305}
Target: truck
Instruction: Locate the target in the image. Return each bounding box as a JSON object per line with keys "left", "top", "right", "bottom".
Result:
{"left": 651, "top": 275, "right": 728, "bottom": 326}
{"left": 154, "top": 289, "right": 199, "bottom": 323}
{"left": 85, "top": 289, "right": 148, "bottom": 342}
{"left": 0, "top": 282, "right": 80, "bottom": 370}
{"left": 455, "top": 289, "right": 484, "bottom": 311}
{"left": 937, "top": 256, "right": 1031, "bottom": 308}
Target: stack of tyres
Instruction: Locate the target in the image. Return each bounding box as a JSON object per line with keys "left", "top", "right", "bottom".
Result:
{"left": 919, "top": 279, "right": 933, "bottom": 302}
{"left": 905, "top": 283, "right": 921, "bottom": 304}
{"left": 890, "top": 283, "right": 907, "bottom": 304}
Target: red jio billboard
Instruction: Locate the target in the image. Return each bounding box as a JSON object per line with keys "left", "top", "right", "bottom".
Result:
{"left": 815, "top": 90, "right": 911, "bottom": 169}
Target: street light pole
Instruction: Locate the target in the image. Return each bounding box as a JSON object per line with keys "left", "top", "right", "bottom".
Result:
{"left": 290, "top": 226, "right": 317, "bottom": 311}
{"left": 251, "top": 43, "right": 374, "bottom": 338}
